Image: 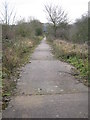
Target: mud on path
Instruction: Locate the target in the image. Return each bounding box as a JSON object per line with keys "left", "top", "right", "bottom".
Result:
{"left": 3, "top": 37, "right": 88, "bottom": 118}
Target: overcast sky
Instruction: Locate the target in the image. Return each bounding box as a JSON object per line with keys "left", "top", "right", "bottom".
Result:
{"left": 0, "top": 0, "right": 89, "bottom": 23}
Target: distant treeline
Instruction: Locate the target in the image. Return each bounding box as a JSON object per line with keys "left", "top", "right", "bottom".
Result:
{"left": 2, "top": 19, "right": 43, "bottom": 40}
{"left": 46, "top": 13, "right": 88, "bottom": 44}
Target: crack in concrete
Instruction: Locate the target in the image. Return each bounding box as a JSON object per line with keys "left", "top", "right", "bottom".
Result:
{"left": 14, "top": 91, "right": 88, "bottom": 97}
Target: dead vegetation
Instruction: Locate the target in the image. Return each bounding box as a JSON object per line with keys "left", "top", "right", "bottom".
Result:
{"left": 2, "top": 36, "right": 42, "bottom": 110}
{"left": 49, "top": 39, "right": 88, "bottom": 86}
{"left": 53, "top": 40, "right": 88, "bottom": 58}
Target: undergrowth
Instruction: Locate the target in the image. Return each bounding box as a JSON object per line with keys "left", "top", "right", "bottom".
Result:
{"left": 48, "top": 39, "right": 89, "bottom": 86}
{"left": 2, "top": 36, "right": 43, "bottom": 109}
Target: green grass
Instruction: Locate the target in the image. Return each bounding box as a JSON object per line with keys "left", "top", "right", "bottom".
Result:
{"left": 67, "top": 56, "right": 88, "bottom": 79}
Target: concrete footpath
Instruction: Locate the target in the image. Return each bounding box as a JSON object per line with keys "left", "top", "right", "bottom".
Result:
{"left": 2, "top": 37, "right": 88, "bottom": 118}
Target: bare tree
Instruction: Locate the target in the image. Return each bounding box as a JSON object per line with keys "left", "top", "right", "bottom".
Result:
{"left": 44, "top": 3, "right": 68, "bottom": 37}
{"left": 0, "top": 1, "right": 16, "bottom": 25}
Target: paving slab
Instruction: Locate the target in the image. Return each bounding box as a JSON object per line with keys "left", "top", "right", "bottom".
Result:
{"left": 2, "top": 37, "right": 88, "bottom": 118}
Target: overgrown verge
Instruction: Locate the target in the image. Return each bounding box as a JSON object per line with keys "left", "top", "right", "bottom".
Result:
{"left": 2, "top": 36, "right": 43, "bottom": 109}
{"left": 47, "top": 39, "right": 89, "bottom": 86}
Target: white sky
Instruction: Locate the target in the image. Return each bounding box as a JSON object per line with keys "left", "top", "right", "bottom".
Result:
{"left": 0, "top": 0, "right": 89, "bottom": 23}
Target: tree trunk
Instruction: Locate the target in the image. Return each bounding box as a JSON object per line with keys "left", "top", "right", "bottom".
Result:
{"left": 53, "top": 23, "right": 57, "bottom": 38}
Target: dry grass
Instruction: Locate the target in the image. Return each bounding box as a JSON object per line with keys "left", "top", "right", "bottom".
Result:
{"left": 2, "top": 36, "right": 43, "bottom": 109}
{"left": 53, "top": 40, "right": 88, "bottom": 58}
{"left": 48, "top": 39, "right": 88, "bottom": 85}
